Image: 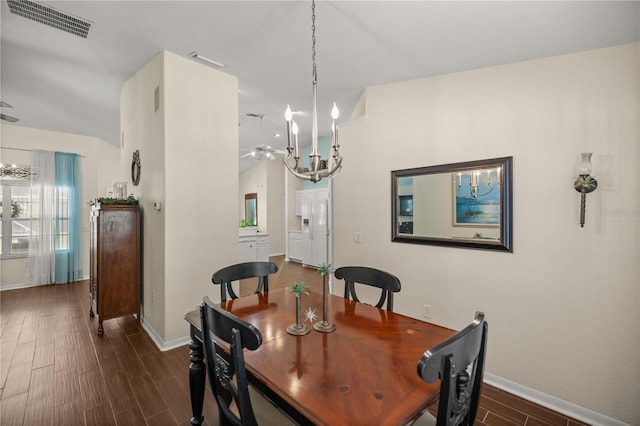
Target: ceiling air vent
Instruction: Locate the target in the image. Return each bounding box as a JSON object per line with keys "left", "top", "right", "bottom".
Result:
{"left": 7, "top": 0, "right": 92, "bottom": 38}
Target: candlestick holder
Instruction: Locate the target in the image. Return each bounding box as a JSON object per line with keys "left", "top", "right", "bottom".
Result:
{"left": 313, "top": 264, "right": 336, "bottom": 333}
{"left": 287, "top": 282, "right": 311, "bottom": 336}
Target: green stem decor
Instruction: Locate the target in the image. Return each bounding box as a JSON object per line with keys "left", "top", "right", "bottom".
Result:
{"left": 286, "top": 282, "right": 311, "bottom": 336}
{"left": 313, "top": 264, "right": 336, "bottom": 333}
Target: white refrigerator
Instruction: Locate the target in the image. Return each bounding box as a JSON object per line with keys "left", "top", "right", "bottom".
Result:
{"left": 301, "top": 196, "right": 328, "bottom": 268}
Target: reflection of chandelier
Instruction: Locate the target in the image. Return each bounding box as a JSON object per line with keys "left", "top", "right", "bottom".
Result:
{"left": 0, "top": 164, "right": 36, "bottom": 180}
{"left": 284, "top": 0, "right": 342, "bottom": 183}
{"left": 456, "top": 168, "right": 501, "bottom": 199}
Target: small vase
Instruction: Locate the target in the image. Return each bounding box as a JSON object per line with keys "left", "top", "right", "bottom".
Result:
{"left": 286, "top": 294, "right": 310, "bottom": 336}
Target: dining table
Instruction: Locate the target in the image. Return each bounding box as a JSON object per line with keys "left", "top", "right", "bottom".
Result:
{"left": 184, "top": 287, "right": 456, "bottom": 425}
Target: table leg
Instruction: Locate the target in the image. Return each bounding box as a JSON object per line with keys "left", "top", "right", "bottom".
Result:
{"left": 189, "top": 329, "right": 206, "bottom": 425}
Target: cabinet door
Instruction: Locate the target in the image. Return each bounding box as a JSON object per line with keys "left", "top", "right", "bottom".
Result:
{"left": 239, "top": 239, "right": 255, "bottom": 262}
{"left": 289, "top": 233, "right": 302, "bottom": 261}
{"left": 256, "top": 241, "right": 269, "bottom": 262}
{"left": 97, "top": 207, "right": 140, "bottom": 321}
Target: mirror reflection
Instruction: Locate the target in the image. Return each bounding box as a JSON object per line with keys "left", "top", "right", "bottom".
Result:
{"left": 244, "top": 193, "right": 257, "bottom": 227}
{"left": 392, "top": 157, "right": 512, "bottom": 252}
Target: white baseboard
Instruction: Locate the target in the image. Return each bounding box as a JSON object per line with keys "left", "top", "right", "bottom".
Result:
{"left": 1, "top": 274, "right": 90, "bottom": 292}
{"left": 484, "top": 373, "right": 629, "bottom": 426}
{"left": 141, "top": 318, "right": 190, "bottom": 352}
{"left": 0, "top": 282, "right": 35, "bottom": 291}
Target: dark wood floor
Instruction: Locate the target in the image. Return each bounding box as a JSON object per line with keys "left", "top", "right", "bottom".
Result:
{"left": 1, "top": 256, "right": 589, "bottom": 426}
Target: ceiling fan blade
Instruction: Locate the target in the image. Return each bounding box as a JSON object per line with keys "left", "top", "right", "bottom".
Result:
{"left": 0, "top": 101, "right": 13, "bottom": 108}
{"left": 0, "top": 113, "right": 19, "bottom": 123}
{"left": 240, "top": 151, "right": 255, "bottom": 159}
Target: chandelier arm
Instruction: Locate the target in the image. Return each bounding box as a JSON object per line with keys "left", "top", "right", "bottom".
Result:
{"left": 322, "top": 160, "right": 343, "bottom": 179}
{"left": 474, "top": 189, "right": 495, "bottom": 198}
{"left": 284, "top": 161, "right": 310, "bottom": 180}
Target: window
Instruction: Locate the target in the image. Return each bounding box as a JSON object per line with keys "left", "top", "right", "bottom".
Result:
{"left": 55, "top": 186, "right": 70, "bottom": 251}
{"left": 1, "top": 181, "right": 32, "bottom": 258}
{"left": 0, "top": 180, "right": 70, "bottom": 259}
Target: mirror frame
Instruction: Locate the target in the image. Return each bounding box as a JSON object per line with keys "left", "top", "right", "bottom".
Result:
{"left": 244, "top": 193, "right": 257, "bottom": 227}
{"left": 391, "top": 157, "right": 513, "bottom": 252}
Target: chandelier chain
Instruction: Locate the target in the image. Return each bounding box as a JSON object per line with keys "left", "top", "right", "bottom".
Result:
{"left": 311, "top": 0, "right": 317, "bottom": 84}
{"left": 283, "top": 0, "right": 342, "bottom": 183}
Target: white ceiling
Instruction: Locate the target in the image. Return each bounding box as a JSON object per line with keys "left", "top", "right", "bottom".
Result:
{"left": 1, "top": 1, "right": 638, "bottom": 173}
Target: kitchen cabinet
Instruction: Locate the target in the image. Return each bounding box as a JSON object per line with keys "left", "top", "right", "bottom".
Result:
{"left": 256, "top": 235, "right": 269, "bottom": 262}
{"left": 239, "top": 230, "right": 269, "bottom": 262}
{"left": 288, "top": 231, "right": 302, "bottom": 262}
{"left": 89, "top": 203, "right": 141, "bottom": 336}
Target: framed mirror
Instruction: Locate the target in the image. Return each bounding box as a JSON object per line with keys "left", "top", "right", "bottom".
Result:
{"left": 391, "top": 157, "right": 512, "bottom": 252}
{"left": 244, "top": 193, "right": 257, "bottom": 227}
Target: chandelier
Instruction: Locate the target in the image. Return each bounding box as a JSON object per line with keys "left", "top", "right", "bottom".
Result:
{"left": 0, "top": 164, "right": 36, "bottom": 180}
{"left": 456, "top": 167, "right": 501, "bottom": 199}
{"left": 284, "top": 0, "right": 342, "bottom": 183}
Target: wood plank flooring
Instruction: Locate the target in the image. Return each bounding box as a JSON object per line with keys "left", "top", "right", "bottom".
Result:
{"left": 1, "top": 256, "right": 590, "bottom": 425}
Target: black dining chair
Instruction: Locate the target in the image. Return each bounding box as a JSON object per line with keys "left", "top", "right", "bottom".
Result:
{"left": 200, "top": 296, "right": 295, "bottom": 426}
{"left": 212, "top": 261, "right": 278, "bottom": 302}
{"left": 334, "top": 266, "right": 401, "bottom": 312}
{"left": 414, "top": 311, "right": 488, "bottom": 426}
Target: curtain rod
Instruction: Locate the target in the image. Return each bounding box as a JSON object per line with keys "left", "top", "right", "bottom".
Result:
{"left": 0, "top": 147, "right": 86, "bottom": 157}
{"left": 0, "top": 146, "right": 31, "bottom": 152}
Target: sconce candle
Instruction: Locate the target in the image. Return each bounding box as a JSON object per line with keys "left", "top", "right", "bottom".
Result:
{"left": 573, "top": 153, "right": 598, "bottom": 228}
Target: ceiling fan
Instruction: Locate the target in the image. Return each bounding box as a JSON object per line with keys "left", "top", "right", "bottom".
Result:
{"left": 240, "top": 113, "right": 286, "bottom": 161}
{"left": 1, "top": 101, "right": 19, "bottom": 123}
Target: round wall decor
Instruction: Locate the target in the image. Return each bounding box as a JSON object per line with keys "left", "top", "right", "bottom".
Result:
{"left": 131, "top": 150, "right": 141, "bottom": 186}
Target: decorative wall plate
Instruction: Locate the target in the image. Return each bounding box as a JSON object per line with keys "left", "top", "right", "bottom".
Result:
{"left": 131, "top": 150, "right": 141, "bottom": 186}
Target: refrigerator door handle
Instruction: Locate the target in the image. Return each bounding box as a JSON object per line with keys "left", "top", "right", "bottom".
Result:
{"left": 309, "top": 205, "right": 314, "bottom": 240}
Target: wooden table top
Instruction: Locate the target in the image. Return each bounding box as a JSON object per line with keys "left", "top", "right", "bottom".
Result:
{"left": 185, "top": 288, "right": 455, "bottom": 425}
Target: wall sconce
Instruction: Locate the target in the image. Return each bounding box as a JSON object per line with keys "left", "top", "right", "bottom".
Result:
{"left": 573, "top": 153, "right": 597, "bottom": 227}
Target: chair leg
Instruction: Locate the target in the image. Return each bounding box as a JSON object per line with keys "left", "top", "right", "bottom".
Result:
{"left": 189, "top": 334, "right": 206, "bottom": 425}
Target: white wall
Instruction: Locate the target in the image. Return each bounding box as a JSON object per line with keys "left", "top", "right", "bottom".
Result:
{"left": 266, "top": 159, "right": 284, "bottom": 255}
{"left": 333, "top": 43, "right": 639, "bottom": 424}
{"left": 0, "top": 125, "right": 119, "bottom": 289}
{"left": 163, "top": 51, "right": 238, "bottom": 341}
{"left": 121, "top": 51, "right": 239, "bottom": 344}
{"left": 120, "top": 52, "right": 167, "bottom": 337}
{"left": 239, "top": 162, "right": 266, "bottom": 231}
{"left": 239, "top": 159, "right": 286, "bottom": 255}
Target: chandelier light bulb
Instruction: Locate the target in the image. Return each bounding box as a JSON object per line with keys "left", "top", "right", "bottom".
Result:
{"left": 292, "top": 121, "right": 298, "bottom": 135}
{"left": 331, "top": 102, "right": 339, "bottom": 119}
{"left": 285, "top": 105, "right": 293, "bottom": 122}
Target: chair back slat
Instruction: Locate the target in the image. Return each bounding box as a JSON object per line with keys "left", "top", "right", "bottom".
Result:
{"left": 201, "top": 296, "right": 263, "bottom": 426}
{"left": 212, "top": 261, "right": 278, "bottom": 302}
{"left": 334, "top": 266, "right": 401, "bottom": 311}
{"left": 417, "top": 311, "right": 488, "bottom": 426}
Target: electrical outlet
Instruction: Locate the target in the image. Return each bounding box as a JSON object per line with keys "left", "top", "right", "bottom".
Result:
{"left": 353, "top": 232, "right": 362, "bottom": 243}
{"left": 422, "top": 304, "right": 431, "bottom": 319}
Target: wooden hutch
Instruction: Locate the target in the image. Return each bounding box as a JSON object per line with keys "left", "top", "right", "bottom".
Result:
{"left": 89, "top": 202, "right": 141, "bottom": 336}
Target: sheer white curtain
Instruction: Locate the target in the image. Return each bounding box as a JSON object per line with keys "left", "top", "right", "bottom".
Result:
{"left": 28, "top": 150, "right": 56, "bottom": 285}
